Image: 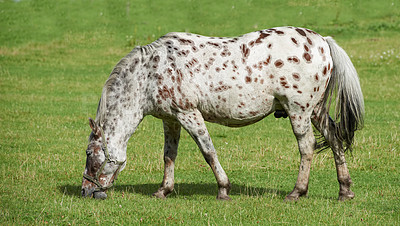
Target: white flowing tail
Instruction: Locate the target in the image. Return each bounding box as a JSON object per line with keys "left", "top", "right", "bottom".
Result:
{"left": 323, "top": 37, "right": 365, "bottom": 150}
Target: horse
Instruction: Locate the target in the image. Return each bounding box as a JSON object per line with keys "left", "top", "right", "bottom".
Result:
{"left": 81, "top": 26, "right": 364, "bottom": 201}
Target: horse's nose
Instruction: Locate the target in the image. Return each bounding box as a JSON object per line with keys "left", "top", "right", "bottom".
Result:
{"left": 93, "top": 191, "right": 107, "bottom": 199}
{"left": 81, "top": 187, "right": 93, "bottom": 198}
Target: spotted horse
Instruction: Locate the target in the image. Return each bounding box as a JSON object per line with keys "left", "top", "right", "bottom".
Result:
{"left": 81, "top": 26, "right": 364, "bottom": 201}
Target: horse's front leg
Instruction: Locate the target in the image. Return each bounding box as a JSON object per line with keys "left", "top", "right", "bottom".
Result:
{"left": 153, "top": 120, "right": 181, "bottom": 198}
{"left": 285, "top": 115, "right": 316, "bottom": 201}
{"left": 177, "top": 110, "right": 231, "bottom": 200}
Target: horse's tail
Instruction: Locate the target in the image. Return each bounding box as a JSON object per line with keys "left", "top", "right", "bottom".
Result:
{"left": 321, "top": 37, "right": 364, "bottom": 151}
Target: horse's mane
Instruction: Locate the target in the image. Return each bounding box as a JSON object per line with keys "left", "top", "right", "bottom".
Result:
{"left": 94, "top": 42, "right": 162, "bottom": 127}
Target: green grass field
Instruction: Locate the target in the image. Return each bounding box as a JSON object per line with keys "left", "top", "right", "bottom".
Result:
{"left": 1, "top": 0, "right": 399, "bottom": 224}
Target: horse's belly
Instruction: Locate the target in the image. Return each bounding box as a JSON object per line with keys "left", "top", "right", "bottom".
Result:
{"left": 198, "top": 91, "right": 276, "bottom": 127}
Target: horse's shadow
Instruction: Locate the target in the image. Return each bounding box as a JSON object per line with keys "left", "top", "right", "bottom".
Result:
{"left": 59, "top": 183, "right": 288, "bottom": 199}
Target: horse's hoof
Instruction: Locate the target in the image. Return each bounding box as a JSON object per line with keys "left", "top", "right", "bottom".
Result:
{"left": 338, "top": 190, "right": 355, "bottom": 201}
{"left": 152, "top": 190, "right": 167, "bottom": 199}
{"left": 93, "top": 191, "right": 107, "bottom": 200}
{"left": 285, "top": 189, "right": 307, "bottom": 202}
{"left": 284, "top": 195, "right": 300, "bottom": 202}
{"left": 217, "top": 194, "right": 232, "bottom": 201}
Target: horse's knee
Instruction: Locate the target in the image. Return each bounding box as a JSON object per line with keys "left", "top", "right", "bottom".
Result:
{"left": 164, "top": 156, "right": 176, "bottom": 166}
{"left": 301, "top": 153, "right": 313, "bottom": 162}
{"left": 297, "top": 134, "right": 316, "bottom": 155}
{"left": 201, "top": 151, "right": 217, "bottom": 167}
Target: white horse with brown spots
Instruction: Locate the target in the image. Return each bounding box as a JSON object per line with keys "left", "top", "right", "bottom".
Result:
{"left": 81, "top": 27, "right": 364, "bottom": 201}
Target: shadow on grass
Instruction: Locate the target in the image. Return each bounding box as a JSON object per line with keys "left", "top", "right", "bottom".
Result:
{"left": 59, "top": 183, "right": 288, "bottom": 199}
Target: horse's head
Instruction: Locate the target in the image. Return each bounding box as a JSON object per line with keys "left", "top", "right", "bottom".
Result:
{"left": 81, "top": 118, "right": 125, "bottom": 199}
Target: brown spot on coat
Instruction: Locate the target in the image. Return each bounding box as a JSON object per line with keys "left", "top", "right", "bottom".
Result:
{"left": 292, "top": 73, "right": 301, "bottom": 81}
{"left": 291, "top": 37, "right": 299, "bottom": 46}
{"left": 245, "top": 76, "right": 252, "bottom": 83}
{"left": 249, "top": 111, "right": 259, "bottom": 116}
{"left": 240, "top": 44, "right": 250, "bottom": 58}
{"left": 176, "top": 69, "right": 183, "bottom": 85}
{"left": 307, "top": 37, "right": 313, "bottom": 46}
{"left": 167, "top": 56, "right": 175, "bottom": 62}
{"left": 287, "top": 56, "right": 300, "bottom": 64}
{"left": 153, "top": 55, "right": 160, "bottom": 63}
{"left": 303, "top": 53, "right": 312, "bottom": 63}
{"left": 214, "top": 85, "right": 231, "bottom": 92}
{"left": 274, "top": 60, "right": 284, "bottom": 68}
{"left": 263, "top": 55, "right": 271, "bottom": 66}
{"left": 280, "top": 81, "right": 289, "bottom": 87}
{"left": 295, "top": 28, "right": 307, "bottom": 36}
{"left": 246, "top": 66, "right": 252, "bottom": 76}
{"left": 255, "top": 32, "right": 270, "bottom": 44}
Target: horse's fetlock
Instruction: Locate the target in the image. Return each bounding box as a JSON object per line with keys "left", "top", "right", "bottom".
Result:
{"left": 218, "top": 180, "right": 231, "bottom": 191}
{"left": 338, "top": 190, "right": 355, "bottom": 201}
{"left": 338, "top": 176, "right": 352, "bottom": 187}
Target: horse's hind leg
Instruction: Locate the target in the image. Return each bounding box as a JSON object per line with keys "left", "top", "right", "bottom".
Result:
{"left": 285, "top": 112, "right": 316, "bottom": 201}
{"left": 176, "top": 110, "right": 231, "bottom": 200}
{"left": 334, "top": 149, "right": 354, "bottom": 201}
{"left": 311, "top": 114, "right": 354, "bottom": 201}
{"left": 153, "top": 120, "right": 181, "bottom": 198}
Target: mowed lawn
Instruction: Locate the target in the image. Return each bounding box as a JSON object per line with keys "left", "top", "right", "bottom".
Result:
{"left": 1, "top": 0, "right": 399, "bottom": 224}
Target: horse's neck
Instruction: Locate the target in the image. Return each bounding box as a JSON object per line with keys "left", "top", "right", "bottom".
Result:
{"left": 98, "top": 46, "right": 155, "bottom": 155}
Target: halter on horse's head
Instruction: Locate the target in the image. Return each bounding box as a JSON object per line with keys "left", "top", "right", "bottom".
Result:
{"left": 81, "top": 118, "right": 125, "bottom": 199}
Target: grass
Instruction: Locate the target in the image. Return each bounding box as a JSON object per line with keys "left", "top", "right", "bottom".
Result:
{"left": 1, "top": 0, "right": 399, "bottom": 224}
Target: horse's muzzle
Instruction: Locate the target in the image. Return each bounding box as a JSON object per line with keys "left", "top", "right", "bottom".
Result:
{"left": 81, "top": 188, "right": 107, "bottom": 199}
{"left": 81, "top": 187, "right": 94, "bottom": 198}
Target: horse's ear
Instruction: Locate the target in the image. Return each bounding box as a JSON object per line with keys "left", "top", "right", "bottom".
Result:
{"left": 89, "top": 118, "right": 101, "bottom": 137}
{"left": 89, "top": 117, "right": 97, "bottom": 131}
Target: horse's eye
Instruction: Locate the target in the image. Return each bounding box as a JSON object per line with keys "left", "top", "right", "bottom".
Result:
{"left": 86, "top": 149, "right": 93, "bottom": 156}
